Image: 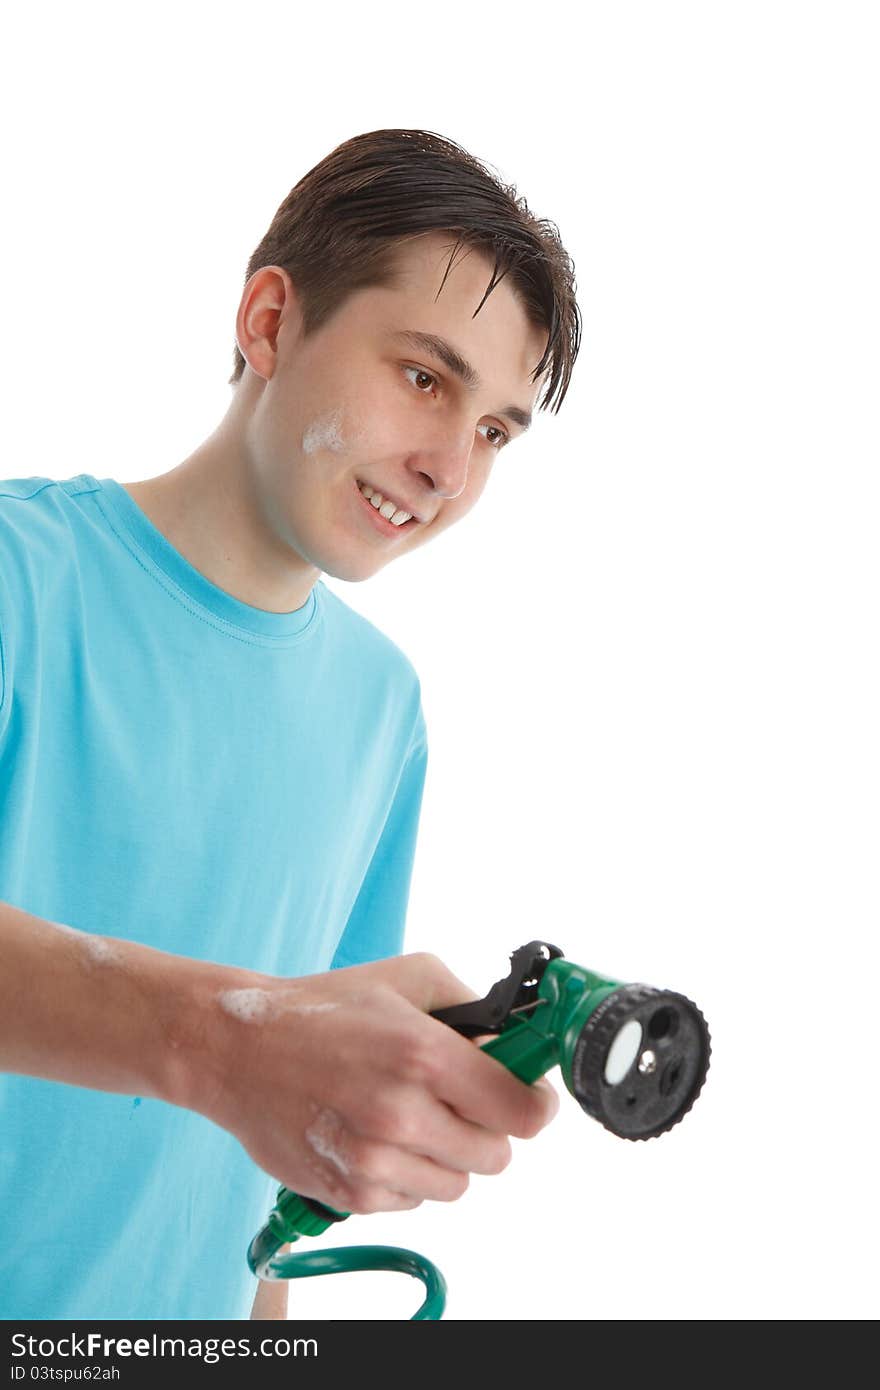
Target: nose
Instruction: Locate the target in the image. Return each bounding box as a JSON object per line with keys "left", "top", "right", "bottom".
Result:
{"left": 411, "top": 431, "right": 473, "bottom": 501}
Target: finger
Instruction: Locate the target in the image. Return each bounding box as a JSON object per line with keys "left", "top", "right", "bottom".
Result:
{"left": 353, "top": 1088, "right": 512, "bottom": 1177}
{"left": 533, "top": 1076, "right": 561, "bottom": 1119}
{"left": 357, "top": 1188, "right": 423, "bottom": 1215}
{"left": 356, "top": 1146, "right": 472, "bottom": 1205}
{"left": 323, "top": 1184, "right": 423, "bottom": 1217}
{"left": 424, "top": 1023, "right": 561, "bottom": 1139}
{"left": 309, "top": 1138, "right": 469, "bottom": 1212}
{"left": 468, "top": 1038, "right": 560, "bottom": 1120}
{"left": 389, "top": 957, "right": 559, "bottom": 1133}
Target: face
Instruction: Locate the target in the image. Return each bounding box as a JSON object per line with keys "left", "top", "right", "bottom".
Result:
{"left": 236, "top": 231, "right": 549, "bottom": 582}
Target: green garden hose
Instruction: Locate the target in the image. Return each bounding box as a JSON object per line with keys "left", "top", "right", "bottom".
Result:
{"left": 248, "top": 1197, "right": 446, "bottom": 1319}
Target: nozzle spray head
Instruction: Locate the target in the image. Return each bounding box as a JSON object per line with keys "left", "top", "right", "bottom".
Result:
{"left": 562, "top": 982, "right": 711, "bottom": 1139}
{"left": 432, "top": 942, "right": 711, "bottom": 1142}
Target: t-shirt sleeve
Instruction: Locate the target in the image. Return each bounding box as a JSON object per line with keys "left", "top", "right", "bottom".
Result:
{"left": 330, "top": 700, "right": 428, "bottom": 970}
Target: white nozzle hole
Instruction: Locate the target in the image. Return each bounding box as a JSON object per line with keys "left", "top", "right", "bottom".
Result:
{"left": 604, "top": 1018, "right": 643, "bottom": 1085}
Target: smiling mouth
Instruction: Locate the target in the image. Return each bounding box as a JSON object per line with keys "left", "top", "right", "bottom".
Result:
{"left": 354, "top": 478, "right": 422, "bottom": 533}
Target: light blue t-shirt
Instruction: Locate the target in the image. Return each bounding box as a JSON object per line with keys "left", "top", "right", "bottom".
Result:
{"left": 0, "top": 474, "right": 428, "bottom": 1320}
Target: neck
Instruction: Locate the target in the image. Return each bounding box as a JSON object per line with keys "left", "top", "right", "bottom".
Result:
{"left": 121, "top": 405, "right": 320, "bottom": 615}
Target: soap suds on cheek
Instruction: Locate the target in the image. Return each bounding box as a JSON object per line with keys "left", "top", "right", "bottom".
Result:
{"left": 301, "top": 407, "right": 346, "bottom": 455}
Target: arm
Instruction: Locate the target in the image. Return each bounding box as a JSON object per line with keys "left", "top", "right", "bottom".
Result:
{"left": 0, "top": 897, "right": 234, "bottom": 1108}
{"left": 0, "top": 898, "right": 557, "bottom": 1225}
{"left": 250, "top": 1247, "right": 290, "bottom": 1319}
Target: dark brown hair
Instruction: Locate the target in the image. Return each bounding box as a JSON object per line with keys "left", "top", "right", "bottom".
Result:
{"left": 228, "top": 129, "right": 581, "bottom": 414}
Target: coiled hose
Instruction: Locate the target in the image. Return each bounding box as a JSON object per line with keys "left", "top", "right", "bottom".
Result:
{"left": 247, "top": 1206, "right": 447, "bottom": 1320}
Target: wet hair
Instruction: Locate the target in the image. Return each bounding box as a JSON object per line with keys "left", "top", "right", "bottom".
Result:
{"left": 228, "top": 129, "right": 581, "bottom": 414}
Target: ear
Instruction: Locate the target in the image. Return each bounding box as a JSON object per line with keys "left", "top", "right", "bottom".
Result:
{"left": 235, "top": 265, "right": 303, "bottom": 383}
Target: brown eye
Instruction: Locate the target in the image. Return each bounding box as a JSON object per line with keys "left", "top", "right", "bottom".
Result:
{"left": 478, "top": 423, "right": 510, "bottom": 450}
{"left": 403, "top": 366, "right": 438, "bottom": 393}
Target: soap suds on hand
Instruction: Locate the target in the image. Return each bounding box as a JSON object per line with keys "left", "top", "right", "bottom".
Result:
{"left": 216, "top": 987, "right": 338, "bottom": 1023}
{"left": 217, "top": 988, "right": 273, "bottom": 1023}
{"left": 47, "top": 919, "right": 121, "bottom": 966}
{"left": 305, "top": 1106, "right": 351, "bottom": 1177}
{"left": 81, "top": 935, "right": 119, "bottom": 964}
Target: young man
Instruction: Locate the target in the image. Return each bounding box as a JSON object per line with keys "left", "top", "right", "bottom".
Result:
{"left": 0, "top": 129, "right": 581, "bottom": 1320}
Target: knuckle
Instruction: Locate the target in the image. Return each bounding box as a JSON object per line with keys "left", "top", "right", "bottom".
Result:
{"left": 397, "top": 950, "right": 442, "bottom": 987}
{"left": 346, "top": 1181, "right": 382, "bottom": 1216}
{"left": 345, "top": 1133, "right": 389, "bottom": 1185}
{"left": 387, "top": 1191, "right": 422, "bottom": 1213}
{"left": 399, "top": 1035, "right": 441, "bottom": 1088}
{"left": 404, "top": 951, "right": 463, "bottom": 998}
{"left": 370, "top": 1095, "right": 415, "bottom": 1146}
{"left": 317, "top": 1172, "right": 352, "bottom": 1210}
{"left": 351, "top": 1141, "right": 385, "bottom": 1186}
{"left": 409, "top": 950, "right": 443, "bottom": 972}
{"left": 391, "top": 1107, "right": 422, "bottom": 1149}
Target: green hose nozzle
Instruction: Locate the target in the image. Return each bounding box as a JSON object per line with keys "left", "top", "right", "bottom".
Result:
{"left": 247, "top": 941, "right": 711, "bottom": 1318}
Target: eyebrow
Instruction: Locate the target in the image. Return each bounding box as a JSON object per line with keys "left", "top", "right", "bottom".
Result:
{"left": 388, "top": 329, "right": 533, "bottom": 432}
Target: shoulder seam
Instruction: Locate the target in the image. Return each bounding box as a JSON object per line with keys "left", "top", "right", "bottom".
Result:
{"left": 0, "top": 478, "right": 58, "bottom": 503}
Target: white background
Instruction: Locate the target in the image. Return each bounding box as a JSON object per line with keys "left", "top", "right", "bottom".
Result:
{"left": 2, "top": 2, "right": 877, "bottom": 1320}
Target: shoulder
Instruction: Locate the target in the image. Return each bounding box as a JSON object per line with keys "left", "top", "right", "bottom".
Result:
{"left": 0, "top": 477, "right": 70, "bottom": 714}
{"left": 0, "top": 476, "right": 61, "bottom": 591}
{"left": 0, "top": 474, "right": 64, "bottom": 536}
{"left": 0, "top": 475, "right": 90, "bottom": 604}
{"left": 0, "top": 473, "right": 96, "bottom": 553}
{"left": 317, "top": 581, "right": 422, "bottom": 691}
{"left": 316, "top": 582, "right": 426, "bottom": 751}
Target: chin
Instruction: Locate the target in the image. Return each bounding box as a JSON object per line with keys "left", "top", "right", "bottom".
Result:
{"left": 317, "top": 552, "right": 388, "bottom": 584}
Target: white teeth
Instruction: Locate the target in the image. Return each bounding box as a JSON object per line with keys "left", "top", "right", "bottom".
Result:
{"left": 358, "top": 481, "right": 413, "bottom": 526}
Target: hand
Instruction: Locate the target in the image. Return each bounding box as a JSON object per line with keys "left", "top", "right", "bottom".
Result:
{"left": 198, "top": 952, "right": 559, "bottom": 1215}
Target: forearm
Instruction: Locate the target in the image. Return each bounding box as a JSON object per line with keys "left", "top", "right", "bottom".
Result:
{"left": 250, "top": 1248, "right": 291, "bottom": 1319}
{"left": 0, "top": 898, "right": 254, "bottom": 1112}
